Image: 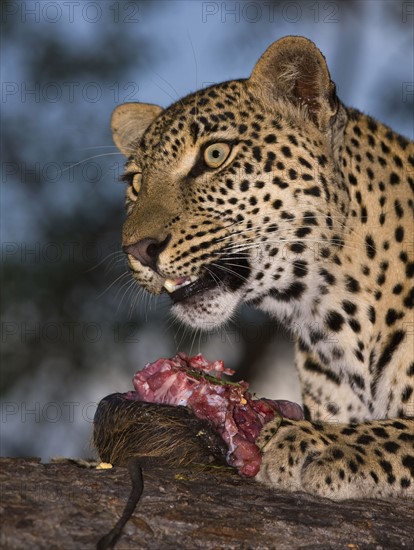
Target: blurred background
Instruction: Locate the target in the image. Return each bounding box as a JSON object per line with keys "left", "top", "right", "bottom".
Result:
{"left": 1, "top": 0, "right": 413, "bottom": 460}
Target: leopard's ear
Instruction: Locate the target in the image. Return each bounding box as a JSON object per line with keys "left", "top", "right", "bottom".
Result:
{"left": 249, "top": 36, "right": 338, "bottom": 129}
{"left": 111, "top": 102, "right": 163, "bottom": 156}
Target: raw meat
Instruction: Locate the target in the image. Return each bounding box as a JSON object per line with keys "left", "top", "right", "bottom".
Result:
{"left": 125, "top": 353, "right": 302, "bottom": 477}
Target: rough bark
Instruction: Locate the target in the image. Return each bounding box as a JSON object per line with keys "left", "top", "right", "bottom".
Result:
{"left": 1, "top": 457, "right": 413, "bottom": 550}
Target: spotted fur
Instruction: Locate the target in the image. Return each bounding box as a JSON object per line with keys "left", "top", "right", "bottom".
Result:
{"left": 112, "top": 37, "right": 414, "bottom": 500}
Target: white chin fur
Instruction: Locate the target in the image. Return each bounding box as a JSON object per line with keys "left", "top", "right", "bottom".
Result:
{"left": 171, "top": 288, "right": 241, "bottom": 330}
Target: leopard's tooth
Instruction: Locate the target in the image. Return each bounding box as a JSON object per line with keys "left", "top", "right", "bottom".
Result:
{"left": 164, "top": 279, "right": 178, "bottom": 292}
{"left": 163, "top": 276, "right": 198, "bottom": 293}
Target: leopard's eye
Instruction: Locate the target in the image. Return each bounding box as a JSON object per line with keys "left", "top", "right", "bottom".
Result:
{"left": 120, "top": 172, "right": 142, "bottom": 198}
{"left": 203, "top": 143, "right": 231, "bottom": 168}
{"left": 131, "top": 173, "right": 142, "bottom": 195}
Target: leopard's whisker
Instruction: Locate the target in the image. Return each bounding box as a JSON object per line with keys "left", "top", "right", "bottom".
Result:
{"left": 118, "top": 279, "right": 140, "bottom": 315}
{"left": 61, "top": 152, "right": 125, "bottom": 174}
{"left": 209, "top": 262, "right": 249, "bottom": 283}
{"left": 86, "top": 250, "right": 125, "bottom": 273}
{"left": 151, "top": 71, "right": 181, "bottom": 101}
{"left": 97, "top": 270, "right": 131, "bottom": 299}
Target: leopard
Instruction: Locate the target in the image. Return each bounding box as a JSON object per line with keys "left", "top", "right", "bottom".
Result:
{"left": 111, "top": 36, "right": 414, "bottom": 500}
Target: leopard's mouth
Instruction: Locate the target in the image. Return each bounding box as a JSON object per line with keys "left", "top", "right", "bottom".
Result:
{"left": 163, "top": 258, "right": 250, "bottom": 304}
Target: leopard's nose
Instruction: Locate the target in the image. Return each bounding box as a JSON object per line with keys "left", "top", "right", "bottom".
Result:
{"left": 123, "top": 235, "right": 171, "bottom": 272}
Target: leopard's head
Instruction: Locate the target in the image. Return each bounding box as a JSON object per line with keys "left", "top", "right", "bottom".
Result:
{"left": 112, "top": 36, "right": 348, "bottom": 329}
